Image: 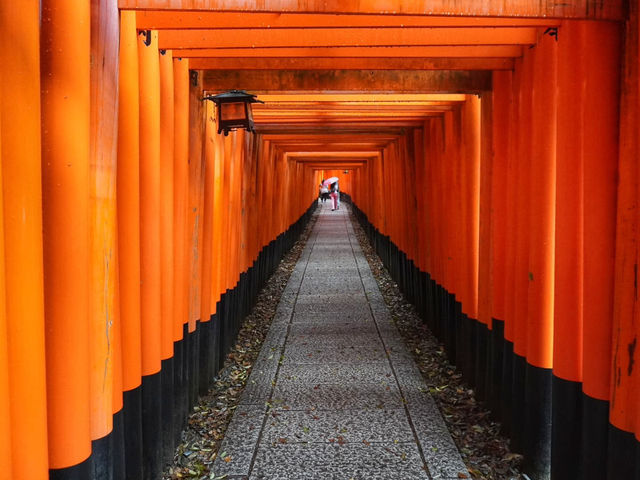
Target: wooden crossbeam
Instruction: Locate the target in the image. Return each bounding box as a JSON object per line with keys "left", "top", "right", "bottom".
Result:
{"left": 188, "top": 57, "right": 514, "bottom": 70}
{"left": 202, "top": 69, "right": 491, "bottom": 93}
{"left": 119, "top": 0, "right": 624, "bottom": 21}
{"left": 136, "top": 11, "right": 562, "bottom": 29}
{"left": 158, "top": 27, "right": 538, "bottom": 49}
{"left": 171, "top": 46, "right": 523, "bottom": 58}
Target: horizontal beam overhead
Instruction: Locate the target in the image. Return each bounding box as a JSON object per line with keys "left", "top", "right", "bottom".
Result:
{"left": 202, "top": 69, "right": 491, "bottom": 93}
{"left": 136, "top": 11, "right": 563, "bottom": 29}
{"left": 256, "top": 103, "right": 463, "bottom": 109}
{"left": 158, "top": 27, "right": 538, "bottom": 49}
{"left": 171, "top": 45, "right": 524, "bottom": 58}
{"left": 188, "top": 57, "right": 514, "bottom": 70}
{"left": 286, "top": 151, "right": 379, "bottom": 157}
{"left": 257, "top": 127, "right": 417, "bottom": 135}
{"left": 119, "top": 0, "right": 624, "bottom": 20}
{"left": 299, "top": 161, "right": 367, "bottom": 165}
{"left": 262, "top": 133, "right": 402, "bottom": 141}
{"left": 257, "top": 94, "right": 467, "bottom": 102}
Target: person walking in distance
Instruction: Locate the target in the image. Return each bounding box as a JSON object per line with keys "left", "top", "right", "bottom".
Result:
{"left": 319, "top": 182, "right": 329, "bottom": 203}
{"left": 329, "top": 182, "right": 338, "bottom": 211}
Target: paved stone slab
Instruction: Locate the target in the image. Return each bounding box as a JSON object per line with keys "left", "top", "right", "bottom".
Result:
{"left": 298, "top": 277, "right": 364, "bottom": 295}
{"left": 249, "top": 443, "right": 429, "bottom": 480}
{"left": 291, "top": 310, "right": 374, "bottom": 324}
{"left": 288, "top": 321, "right": 380, "bottom": 337}
{"left": 261, "top": 408, "right": 415, "bottom": 444}
{"left": 277, "top": 361, "right": 395, "bottom": 385}
{"left": 286, "top": 331, "right": 382, "bottom": 348}
{"left": 269, "top": 382, "right": 403, "bottom": 411}
{"left": 281, "top": 344, "right": 388, "bottom": 365}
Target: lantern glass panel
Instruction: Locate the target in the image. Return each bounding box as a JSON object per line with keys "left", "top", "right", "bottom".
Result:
{"left": 221, "top": 102, "right": 246, "bottom": 121}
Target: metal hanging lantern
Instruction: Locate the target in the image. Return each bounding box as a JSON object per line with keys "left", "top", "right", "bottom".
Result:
{"left": 203, "top": 90, "right": 263, "bottom": 136}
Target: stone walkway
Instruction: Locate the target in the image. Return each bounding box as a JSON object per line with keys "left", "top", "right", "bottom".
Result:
{"left": 212, "top": 203, "right": 467, "bottom": 480}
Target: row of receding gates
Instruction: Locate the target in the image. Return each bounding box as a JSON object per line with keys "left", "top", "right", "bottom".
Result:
{"left": 2, "top": 1, "right": 640, "bottom": 479}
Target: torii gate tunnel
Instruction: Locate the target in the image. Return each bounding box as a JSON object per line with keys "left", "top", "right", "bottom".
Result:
{"left": 0, "top": 1, "right": 639, "bottom": 479}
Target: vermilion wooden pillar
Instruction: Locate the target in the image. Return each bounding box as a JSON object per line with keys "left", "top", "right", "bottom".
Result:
{"left": 138, "top": 28, "right": 163, "bottom": 479}
{"left": 609, "top": 2, "right": 638, "bottom": 476}
{"left": 117, "top": 10, "right": 143, "bottom": 479}
{"left": 0, "top": 2, "right": 49, "bottom": 478}
{"left": 172, "top": 55, "right": 190, "bottom": 438}
{"left": 41, "top": 0, "right": 92, "bottom": 476}
{"left": 500, "top": 58, "right": 521, "bottom": 438}
{"left": 0, "top": 102, "right": 9, "bottom": 480}
{"left": 489, "top": 70, "right": 511, "bottom": 420}
{"left": 199, "top": 100, "right": 215, "bottom": 395}
{"left": 580, "top": 20, "right": 621, "bottom": 480}
{"left": 552, "top": 20, "right": 585, "bottom": 480}
{"left": 512, "top": 51, "right": 532, "bottom": 453}
{"left": 477, "top": 91, "right": 493, "bottom": 400}
{"left": 524, "top": 31, "right": 557, "bottom": 480}
{"left": 89, "top": 0, "right": 121, "bottom": 476}
{"left": 159, "top": 47, "right": 176, "bottom": 464}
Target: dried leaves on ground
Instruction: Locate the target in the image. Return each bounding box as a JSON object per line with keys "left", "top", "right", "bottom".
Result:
{"left": 163, "top": 212, "right": 318, "bottom": 480}
{"left": 349, "top": 210, "right": 525, "bottom": 480}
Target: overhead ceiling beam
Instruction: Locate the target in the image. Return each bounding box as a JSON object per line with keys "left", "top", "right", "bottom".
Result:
{"left": 263, "top": 133, "right": 402, "bottom": 139}
{"left": 171, "top": 46, "right": 523, "bottom": 58}
{"left": 292, "top": 157, "right": 367, "bottom": 169}
{"left": 257, "top": 127, "right": 418, "bottom": 135}
{"left": 256, "top": 123, "right": 426, "bottom": 133}
{"left": 136, "top": 11, "right": 562, "bottom": 29}
{"left": 258, "top": 94, "right": 467, "bottom": 102}
{"left": 262, "top": 133, "right": 403, "bottom": 141}
{"left": 158, "top": 27, "right": 538, "bottom": 49}
{"left": 119, "top": 0, "right": 624, "bottom": 21}
{"left": 202, "top": 69, "right": 491, "bottom": 93}
{"left": 188, "top": 57, "right": 514, "bottom": 70}
{"left": 287, "top": 151, "right": 379, "bottom": 157}
{"left": 253, "top": 105, "right": 459, "bottom": 113}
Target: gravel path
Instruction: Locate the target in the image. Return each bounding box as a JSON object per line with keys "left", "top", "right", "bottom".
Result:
{"left": 164, "top": 204, "right": 525, "bottom": 480}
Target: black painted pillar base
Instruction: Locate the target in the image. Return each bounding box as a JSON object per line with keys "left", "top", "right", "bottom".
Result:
{"left": 511, "top": 353, "right": 526, "bottom": 452}
{"left": 187, "top": 323, "right": 200, "bottom": 411}
{"left": 112, "top": 409, "right": 126, "bottom": 480}
{"left": 488, "top": 319, "right": 505, "bottom": 419}
{"left": 474, "top": 321, "right": 488, "bottom": 401}
{"left": 500, "top": 339, "right": 514, "bottom": 436}
{"left": 141, "top": 372, "right": 162, "bottom": 480}
{"left": 550, "top": 376, "right": 582, "bottom": 479}
{"left": 607, "top": 425, "right": 638, "bottom": 479}
{"left": 581, "top": 394, "right": 609, "bottom": 480}
{"left": 522, "top": 364, "right": 551, "bottom": 479}
{"left": 91, "top": 430, "right": 113, "bottom": 480}
{"left": 161, "top": 357, "right": 175, "bottom": 466}
{"left": 123, "top": 386, "right": 143, "bottom": 480}
{"left": 211, "top": 313, "right": 221, "bottom": 377}
{"left": 49, "top": 456, "right": 92, "bottom": 480}
{"left": 445, "top": 293, "right": 457, "bottom": 364}
{"left": 198, "top": 319, "right": 212, "bottom": 396}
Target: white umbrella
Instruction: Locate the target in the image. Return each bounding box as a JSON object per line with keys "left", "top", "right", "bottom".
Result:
{"left": 322, "top": 176, "right": 339, "bottom": 187}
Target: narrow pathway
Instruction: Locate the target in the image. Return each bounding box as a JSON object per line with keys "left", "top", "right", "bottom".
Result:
{"left": 212, "top": 203, "right": 467, "bottom": 480}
